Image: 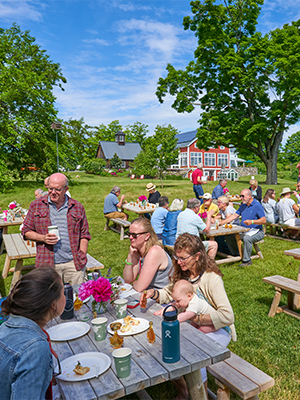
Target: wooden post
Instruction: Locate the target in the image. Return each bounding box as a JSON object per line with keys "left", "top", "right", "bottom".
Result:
{"left": 294, "top": 264, "right": 300, "bottom": 309}
{"left": 268, "top": 287, "right": 282, "bottom": 317}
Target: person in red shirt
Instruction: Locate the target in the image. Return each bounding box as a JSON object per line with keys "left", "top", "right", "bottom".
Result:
{"left": 191, "top": 163, "right": 207, "bottom": 204}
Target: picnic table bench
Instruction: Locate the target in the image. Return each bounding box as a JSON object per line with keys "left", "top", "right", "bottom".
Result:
{"left": 264, "top": 222, "right": 300, "bottom": 242}
{"left": 207, "top": 352, "right": 274, "bottom": 400}
{"left": 263, "top": 275, "right": 300, "bottom": 320}
{"left": 0, "top": 217, "right": 24, "bottom": 253}
{"left": 104, "top": 217, "right": 131, "bottom": 240}
{"left": 284, "top": 248, "right": 300, "bottom": 308}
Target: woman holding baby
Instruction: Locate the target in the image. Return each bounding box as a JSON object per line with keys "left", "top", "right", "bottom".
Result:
{"left": 144, "top": 232, "right": 235, "bottom": 400}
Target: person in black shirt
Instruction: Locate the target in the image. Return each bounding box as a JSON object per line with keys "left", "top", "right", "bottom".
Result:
{"left": 146, "top": 183, "right": 161, "bottom": 204}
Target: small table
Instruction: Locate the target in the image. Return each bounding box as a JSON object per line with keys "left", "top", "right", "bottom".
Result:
{"left": 0, "top": 217, "right": 24, "bottom": 253}
{"left": 200, "top": 225, "right": 250, "bottom": 265}
{"left": 122, "top": 203, "right": 157, "bottom": 216}
{"left": 284, "top": 248, "right": 300, "bottom": 308}
{"left": 51, "top": 290, "right": 230, "bottom": 400}
{"left": 2, "top": 233, "right": 36, "bottom": 291}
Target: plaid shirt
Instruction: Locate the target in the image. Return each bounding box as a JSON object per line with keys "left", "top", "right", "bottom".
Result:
{"left": 22, "top": 196, "right": 91, "bottom": 270}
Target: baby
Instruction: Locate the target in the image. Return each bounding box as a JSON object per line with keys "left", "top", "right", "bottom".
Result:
{"left": 155, "top": 279, "right": 216, "bottom": 333}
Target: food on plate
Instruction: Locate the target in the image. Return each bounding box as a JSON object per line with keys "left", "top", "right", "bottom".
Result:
{"left": 120, "top": 287, "right": 127, "bottom": 291}
{"left": 123, "top": 316, "right": 140, "bottom": 326}
{"left": 110, "top": 322, "right": 122, "bottom": 331}
{"left": 120, "top": 324, "right": 132, "bottom": 333}
{"left": 73, "top": 361, "right": 90, "bottom": 376}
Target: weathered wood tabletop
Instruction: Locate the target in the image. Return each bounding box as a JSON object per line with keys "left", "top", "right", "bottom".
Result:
{"left": 284, "top": 248, "right": 300, "bottom": 308}
{"left": 50, "top": 290, "right": 230, "bottom": 400}
{"left": 0, "top": 217, "right": 24, "bottom": 253}
{"left": 200, "top": 225, "right": 250, "bottom": 264}
{"left": 122, "top": 203, "right": 157, "bottom": 216}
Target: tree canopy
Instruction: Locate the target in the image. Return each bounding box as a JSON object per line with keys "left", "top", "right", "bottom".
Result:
{"left": 0, "top": 24, "right": 66, "bottom": 189}
{"left": 156, "top": 0, "right": 300, "bottom": 184}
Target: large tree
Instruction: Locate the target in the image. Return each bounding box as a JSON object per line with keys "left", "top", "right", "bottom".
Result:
{"left": 0, "top": 24, "right": 66, "bottom": 188}
{"left": 156, "top": 0, "right": 300, "bottom": 184}
{"left": 281, "top": 131, "right": 300, "bottom": 164}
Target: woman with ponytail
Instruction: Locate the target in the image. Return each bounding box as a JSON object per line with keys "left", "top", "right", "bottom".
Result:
{"left": 0, "top": 267, "right": 65, "bottom": 399}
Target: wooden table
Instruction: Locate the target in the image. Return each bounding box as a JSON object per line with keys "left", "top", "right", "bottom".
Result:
{"left": 122, "top": 202, "right": 157, "bottom": 216}
{"left": 200, "top": 225, "right": 250, "bottom": 265}
{"left": 284, "top": 248, "right": 300, "bottom": 308}
{"left": 0, "top": 217, "right": 24, "bottom": 253}
{"left": 2, "top": 233, "right": 36, "bottom": 291}
{"left": 51, "top": 290, "right": 230, "bottom": 400}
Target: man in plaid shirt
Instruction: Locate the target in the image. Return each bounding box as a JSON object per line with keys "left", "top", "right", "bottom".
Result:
{"left": 22, "top": 173, "right": 91, "bottom": 285}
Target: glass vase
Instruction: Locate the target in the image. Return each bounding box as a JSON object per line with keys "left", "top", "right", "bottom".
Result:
{"left": 92, "top": 300, "right": 108, "bottom": 316}
{"left": 141, "top": 200, "right": 147, "bottom": 206}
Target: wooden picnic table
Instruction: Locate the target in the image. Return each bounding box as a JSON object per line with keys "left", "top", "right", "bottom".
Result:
{"left": 2, "top": 233, "right": 36, "bottom": 291}
{"left": 122, "top": 202, "right": 157, "bottom": 216}
{"left": 200, "top": 225, "right": 250, "bottom": 265}
{"left": 50, "top": 288, "right": 230, "bottom": 400}
{"left": 0, "top": 217, "right": 24, "bottom": 253}
{"left": 284, "top": 248, "right": 300, "bottom": 308}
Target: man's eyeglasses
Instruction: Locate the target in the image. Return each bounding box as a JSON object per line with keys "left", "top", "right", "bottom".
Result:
{"left": 48, "top": 187, "right": 66, "bottom": 193}
{"left": 128, "top": 232, "right": 148, "bottom": 239}
{"left": 173, "top": 254, "right": 195, "bottom": 262}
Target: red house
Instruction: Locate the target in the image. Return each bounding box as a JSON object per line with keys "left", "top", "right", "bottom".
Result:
{"left": 171, "top": 130, "right": 233, "bottom": 181}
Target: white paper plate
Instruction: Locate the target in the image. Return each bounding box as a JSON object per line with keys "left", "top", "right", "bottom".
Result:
{"left": 107, "top": 317, "right": 149, "bottom": 336}
{"left": 118, "top": 283, "right": 132, "bottom": 298}
{"left": 47, "top": 321, "right": 90, "bottom": 341}
{"left": 57, "top": 352, "right": 111, "bottom": 381}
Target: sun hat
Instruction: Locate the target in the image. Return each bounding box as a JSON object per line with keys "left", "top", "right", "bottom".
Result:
{"left": 203, "top": 193, "right": 212, "bottom": 200}
{"left": 169, "top": 198, "right": 184, "bottom": 212}
{"left": 146, "top": 183, "right": 156, "bottom": 192}
{"left": 280, "top": 187, "right": 292, "bottom": 196}
{"left": 197, "top": 163, "right": 203, "bottom": 169}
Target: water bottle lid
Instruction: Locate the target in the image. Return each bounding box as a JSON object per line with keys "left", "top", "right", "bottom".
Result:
{"left": 163, "top": 304, "right": 178, "bottom": 321}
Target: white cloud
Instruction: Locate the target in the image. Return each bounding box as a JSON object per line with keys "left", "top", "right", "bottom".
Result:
{"left": 82, "top": 38, "right": 109, "bottom": 46}
{"left": 0, "top": 0, "right": 44, "bottom": 22}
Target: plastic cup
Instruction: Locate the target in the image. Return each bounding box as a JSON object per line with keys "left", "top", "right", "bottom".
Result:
{"left": 114, "top": 299, "right": 128, "bottom": 319}
{"left": 48, "top": 225, "right": 60, "bottom": 240}
{"left": 91, "top": 317, "right": 107, "bottom": 341}
{"left": 112, "top": 347, "right": 132, "bottom": 378}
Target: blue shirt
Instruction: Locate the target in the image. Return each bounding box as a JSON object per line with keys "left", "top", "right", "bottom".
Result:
{"left": 236, "top": 199, "right": 265, "bottom": 230}
{"left": 162, "top": 210, "right": 182, "bottom": 246}
{"left": 212, "top": 184, "right": 224, "bottom": 199}
{"left": 49, "top": 195, "right": 73, "bottom": 264}
{"left": 103, "top": 192, "right": 119, "bottom": 214}
{"left": 0, "top": 315, "right": 53, "bottom": 400}
{"left": 151, "top": 207, "right": 168, "bottom": 235}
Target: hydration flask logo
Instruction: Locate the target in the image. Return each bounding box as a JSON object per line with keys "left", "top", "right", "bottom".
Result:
{"left": 165, "top": 330, "right": 171, "bottom": 339}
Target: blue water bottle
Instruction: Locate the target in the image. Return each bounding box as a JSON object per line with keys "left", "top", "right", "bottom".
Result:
{"left": 162, "top": 304, "right": 180, "bottom": 363}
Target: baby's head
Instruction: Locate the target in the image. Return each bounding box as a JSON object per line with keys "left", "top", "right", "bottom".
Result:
{"left": 172, "top": 280, "right": 194, "bottom": 309}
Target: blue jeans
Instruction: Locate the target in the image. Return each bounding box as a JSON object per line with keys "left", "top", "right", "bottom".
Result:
{"left": 225, "top": 229, "right": 265, "bottom": 262}
{"left": 193, "top": 184, "right": 204, "bottom": 204}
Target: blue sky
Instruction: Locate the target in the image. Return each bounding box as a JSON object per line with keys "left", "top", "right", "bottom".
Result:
{"left": 1, "top": 0, "right": 300, "bottom": 141}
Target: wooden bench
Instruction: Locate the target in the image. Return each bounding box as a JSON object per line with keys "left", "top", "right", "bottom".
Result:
{"left": 263, "top": 275, "right": 300, "bottom": 320}
{"left": 104, "top": 217, "right": 131, "bottom": 240}
{"left": 264, "top": 223, "right": 300, "bottom": 242}
{"left": 207, "top": 352, "right": 274, "bottom": 400}
{"left": 85, "top": 253, "right": 104, "bottom": 277}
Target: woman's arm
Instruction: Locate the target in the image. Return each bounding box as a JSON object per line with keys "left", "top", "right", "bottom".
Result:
{"left": 123, "top": 246, "right": 140, "bottom": 284}
{"left": 292, "top": 203, "right": 300, "bottom": 215}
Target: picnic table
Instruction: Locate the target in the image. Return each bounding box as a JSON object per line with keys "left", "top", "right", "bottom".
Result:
{"left": 122, "top": 202, "right": 157, "bottom": 216}
{"left": 284, "top": 248, "right": 300, "bottom": 308}
{"left": 0, "top": 217, "right": 24, "bottom": 253}
{"left": 200, "top": 224, "right": 250, "bottom": 265}
{"left": 2, "top": 233, "right": 36, "bottom": 291}
{"left": 50, "top": 288, "right": 230, "bottom": 400}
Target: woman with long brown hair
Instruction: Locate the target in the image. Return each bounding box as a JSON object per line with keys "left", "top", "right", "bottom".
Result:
{"left": 261, "top": 188, "right": 279, "bottom": 223}
{"left": 123, "top": 217, "right": 173, "bottom": 292}
{"left": 145, "top": 233, "right": 235, "bottom": 399}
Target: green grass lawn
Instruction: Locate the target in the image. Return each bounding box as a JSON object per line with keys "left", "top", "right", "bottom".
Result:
{"left": 1, "top": 173, "right": 299, "bottom": 399}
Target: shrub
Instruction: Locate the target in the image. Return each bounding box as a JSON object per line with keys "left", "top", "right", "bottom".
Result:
{"left": 82, "top": 158, "right": 107, "bottom": 175}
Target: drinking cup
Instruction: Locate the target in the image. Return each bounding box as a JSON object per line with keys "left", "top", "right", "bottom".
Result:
{"left": 48, "top": 225, "right": 60, "bottom": 240}
{"left": 114, "top": 299, "right": 128, "bottom": 319}
{"left": 112, "top": 348, "right": 132, "bottom": 378}
{"left": 91, "top": 317, "right": 107, "bottom": 341}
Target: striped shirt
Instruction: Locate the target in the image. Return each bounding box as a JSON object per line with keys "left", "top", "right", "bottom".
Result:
{"left": 176, "top": 208, "right": 206, "bottom": 238}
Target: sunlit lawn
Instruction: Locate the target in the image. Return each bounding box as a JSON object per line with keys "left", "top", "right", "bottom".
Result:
{"left": 1, "top": 172, "right": 299, "bottom": 399}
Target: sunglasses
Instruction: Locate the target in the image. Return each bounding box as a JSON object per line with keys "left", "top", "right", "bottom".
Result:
{"left": 128, "top": 232, "right": 148, "bottom": 239}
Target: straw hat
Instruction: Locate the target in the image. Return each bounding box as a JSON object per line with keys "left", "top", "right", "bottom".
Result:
{"left": 146, "top": 183, "right": 156, "bottom": 192}
{"left": 280, "top": 187, "right": 292, "bottom": 196}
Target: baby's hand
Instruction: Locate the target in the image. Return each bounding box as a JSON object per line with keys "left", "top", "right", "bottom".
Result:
{"left": 154, "top": 309, "right": 164, "bottom": 317}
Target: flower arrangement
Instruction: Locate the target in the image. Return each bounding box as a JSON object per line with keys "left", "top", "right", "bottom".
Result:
{"left": 138, "top": 195, "right": 147, "bottom": 202}
{"left": 9, "top": 201, "right": 17, "bottom": 210}
{"left": 223, "top": 188, "right": 229, "bottom": 194}
{"left": 200, "top": 212, "right": 207, "bottom": 219}
{"left": 79, "top": 277, "right": 112, "bottom": 303}
{"left": 0, "top": 201, "right": 27, "bottom": 222}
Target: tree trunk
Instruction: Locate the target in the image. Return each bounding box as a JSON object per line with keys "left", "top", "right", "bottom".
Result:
{"left": 265, "top": 157, "right": 278, "bottom": 184}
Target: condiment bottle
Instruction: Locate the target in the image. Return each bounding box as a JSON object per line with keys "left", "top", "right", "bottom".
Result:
{"left": 162, "top": 305, "right": 180, "bottom": 363}
{"left": 147, "top": 321, "right": 155, "bottom": 343}
{"left": 109, "top": 326, "right": 124, "bottom": 349}
{"left": 74, "top": 294, "right": 83, "bottom": 311}
{"left": 140, "top": 290, "right": 147, "bottom": 312}
{"left": 216, "top": 220, "right": 219, "bottom": 230}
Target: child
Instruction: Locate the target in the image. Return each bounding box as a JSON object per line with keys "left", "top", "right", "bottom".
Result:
{"left": 155, "top": 279, "right": 216, "bottom": 334}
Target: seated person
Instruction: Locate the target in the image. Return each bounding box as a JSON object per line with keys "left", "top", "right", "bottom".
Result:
{"left": 176, "top": 198, "right": 218, "bottom": 259}
{"left": 199, "top": 193, "right": 219, "bottom": 222}
{"left": 219, "top": 189, "right": 266, "bottom": 267}
{"left": 103, "top": 186, "right": 128, "bottom": 220}
{"left": 212, "top": 179, "right": 227, "bottom": 201}
{"left": 146, "top": 183, "right": 161, "bottom": 204}
{"left": 154, "top": 279, "right": 216, "bottom": 334}
{"left": 34, "top": 188, "right": 44, "bottom": 199}
{"left": 162, "top": 198, "right": 184, "bottom": 246}
{"left": 261, "top": 189, "right": 279, "bottom": 224}
{"left": 249, "top": 179, "right": 262, "bottom": 202}
{"left": 151, "top": 196, "right": 169, "bottom": 240}
{"left": 123, "top": 217, "right": 173, "bottom": 291}
{"left": 277, "top": 188, "right": 300, "bottom": 238}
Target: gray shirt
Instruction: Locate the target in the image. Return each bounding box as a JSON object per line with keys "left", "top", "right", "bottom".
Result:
{"left": 277, "top": 198, "right": 296, "bottom": 224}
{"left": 49, "top": 195, "right": 73, "bottom": 264}
{"left": 140, "top": 250, "right": 173, "bottom": 290}
{"left": 261, "top": 199, "right": 278, "bottom": 224}
{"left": 219, "top": 205, "right": 240, "bottom": 225}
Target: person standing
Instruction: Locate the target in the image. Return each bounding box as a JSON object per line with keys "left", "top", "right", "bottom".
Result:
{"left": 191, "top": 163, "right": 207, "bottom": 204}
{"left": 212, "top": 179, "right": 227, "bottom": 200}
{"left": 150, "top": 196, "right": 169, "bottom": 240}
{"left": 103, "top": 186, "right": 128, "bottom": 220}
{"left": 22, "top": 173, "right": 91, "bottom": 285}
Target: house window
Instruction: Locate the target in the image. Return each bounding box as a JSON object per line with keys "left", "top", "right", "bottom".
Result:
{"left": 121, "top": 161, "right": 126, "bottom": 169}
{"left": 220, "top": 146, "right": 225, "bottom": 150}
{"left": 190, "top": 152, "right": 202, "bottom": 166}
{"left": 218, "top": 154, "right": 228, "bottom": 167}
{"left": 204, "top": 153, "right": 215, "bottom": 166}
{"left": 180, "top": 152, "right": 187, "bottom": 167}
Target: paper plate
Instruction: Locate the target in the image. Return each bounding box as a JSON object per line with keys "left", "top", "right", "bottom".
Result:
{"left": 107, "top": 317, "right": 149, "bottom": 336}
{"left": 57, "top": 352, "right": 111, "bottom": 381}
{"left": 47, "top": 321, "right": 90, "bottom": 341}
